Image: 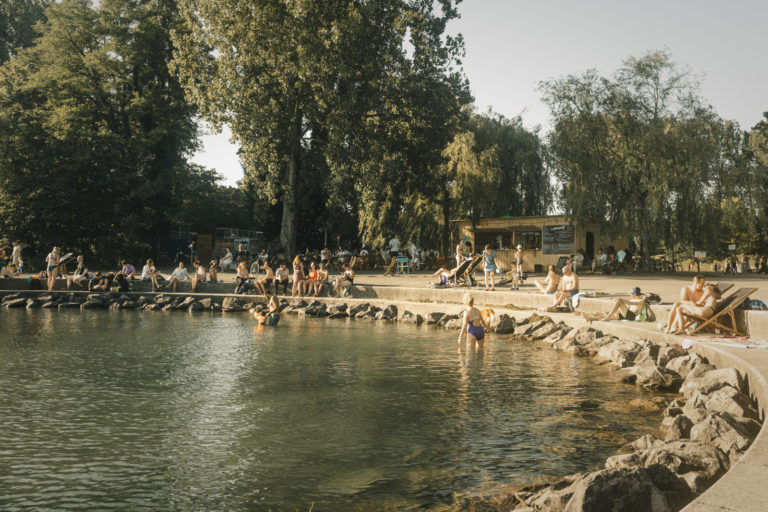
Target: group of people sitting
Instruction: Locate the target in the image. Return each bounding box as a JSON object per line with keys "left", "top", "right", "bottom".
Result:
{"left": 534, "top": 264, "right": 580, "bottom": 312}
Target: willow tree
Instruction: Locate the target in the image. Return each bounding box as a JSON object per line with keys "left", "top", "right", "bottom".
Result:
{"left": 171, "top": 0, "right": 469, "bottom": 256}
{"left": 0, "top": 0, "right": 51, "bottom": 65}
{"left": 540, "top": 51, "right": 727, "bottom": 263}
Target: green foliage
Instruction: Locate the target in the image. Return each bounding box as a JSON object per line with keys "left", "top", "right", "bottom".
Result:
{"left": 172, "top": 0, "right": 470, "bottom": 256}
{"left": 0, "top": 0, "right": 206, "bottom": 265}
{"left": 0, "top": 0, "right": 50, "bottom": 65}
{"left": 540, "top": 50, "right": 764, "bottom": 260}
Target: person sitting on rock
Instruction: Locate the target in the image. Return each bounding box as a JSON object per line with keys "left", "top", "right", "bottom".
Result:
{"left": 166, "top": 262, "right": 189, "bottom": 292}
{"left": 544, "top": 265, "right": 579, "bottom": 312}
{"left": 191, "top": 260, "right": 206, "bottom": 292}
{"left": 580, "top": 287, "right": 646, "bottom": 323}
{"left": 535, "top": 265, "right": 560, "bottom": 294}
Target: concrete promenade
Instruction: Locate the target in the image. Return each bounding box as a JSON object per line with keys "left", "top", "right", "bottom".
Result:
{"left": 2, "top": 271, "right": 768, "bottom": 510}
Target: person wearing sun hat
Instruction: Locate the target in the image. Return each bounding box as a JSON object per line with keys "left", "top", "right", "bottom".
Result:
{"left": 580, "top": 286, "right": 647, "bottom": 323}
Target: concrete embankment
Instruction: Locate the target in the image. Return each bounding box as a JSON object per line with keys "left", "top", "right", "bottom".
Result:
{"left": 1, "top": 280, "right": 767, "bottom": 511}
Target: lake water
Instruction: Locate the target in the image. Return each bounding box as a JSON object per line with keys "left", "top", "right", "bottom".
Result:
{"left": 0, "top": 309, "right": 666, "bottom": 510}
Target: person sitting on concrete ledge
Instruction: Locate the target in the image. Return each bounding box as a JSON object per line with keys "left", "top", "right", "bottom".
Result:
{"left": 89, "top": 272, "right": 113, "bottom": 291}
{"left": 333, "top": 263, "right": 355, "bottom": 297}
{"left": 544, "top": 265, "right": 579, "bottom": 312}
{"left": 121, "top": 260, "right": 136, "bottom": 280}
{"left": 275, "top": 263, "right": 290, "bottom": 295}
{"left": 166, "top": 262, "right": 189, "bottom": 292}
{"left": 191, "top": 260, "right": 206, "bottom": 292}
{"left": 208, "top": 260, "right": 218, "bottom": 283}
{"left": 256, "top": 260, "right": 274, "bottom": 295}
{"left": 141, "top": 259, "right": 163, "bottom": 291}
{"left": 67, "top": 255, "right": 89, "bottom": 289}
{"left": 534, "top": 265, "right": 560, "bottom": 294}
{"left": 580, "top": 287, "right": 646, "bottom": 323}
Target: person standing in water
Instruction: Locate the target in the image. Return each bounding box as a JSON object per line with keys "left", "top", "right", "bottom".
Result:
{"left": 458, "top": 293, "right": 488, "bottom": 347}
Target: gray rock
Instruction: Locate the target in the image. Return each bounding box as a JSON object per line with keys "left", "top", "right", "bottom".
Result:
{"left": 42, "top": 300, "right": 60, "bottom": 308}
{"left": 690, "top": 412, "right": 756, "bottom": 463}
{"left": 663, "top": 399, "right": 685, "bottom": 418}
{"left": 657, "top": 345, "right": 687, "bottom": 367}
{"left": 348, "top": 303, "right": 370, "bottom": 317}
{"left": 328, "top": 312, "right": 348, "bottom": 319}
{"left": 57, "top": 302, "right": 82, "bottom": 309}
{"left": 581, "top": 335, "right": 618, "bottom": 356}
{"left": 606, "top": 440, "right": 727, "bottom": 495}
{"left": 5, "top": 297, "right": 27, "bottom": 308}
{"left": 634, "top": 345, "right": 661, "bottom": 367}
{"left": 332, "top": 304, "right": 348, "bottom": 313}
{"left": 210, "top": 303, "right": 222, "bottom": 312}
{"left": 81, "top": 300, "right": 103, "bottom": 310}
{"left": 704, "top": 385, "right": 758, "bottom": 420}
{"left": 530, "top": 322, "right": 560, "bottom": 340}
{"left": 426, "top": 312, "right": 445, "bottom": 324}
{"left": 596, "top": 339, "right": 643, "bottom": 368}
{"left": 375, "top": 305, "right": 398, "bottom": 321}
{"left": 199, "top": 298, "right": 212, "bottom": 309}
{"left": 528, "top": 474, "right": 584, "bottom": 511}
{"left": 574, "top": 327, "right": 604, "bottom": 345}
{"left": 680, "top": 367, "right": 744, "bottom": 399}
{"left": 25, "top": 298, "right": 40, "bottom": 309}
{"left": 358, "top": 305, "right": 379, "bottom": 319}
{"left": 222, "top": 297, "right": 243, "bottom": 312}
{"left": 614, "top": 434, "right": 663, "bottom": 455}
{"left": 635, "top": 365, "right": 684, "bottom": 391}
{"left": 161, "top": 303, "right": 174, "bottom": 312}
{"left": 541, "top": 326, "right": 571, "bottom": 343}
{"left": 437, "top": 314, "right": 460, "bottom": 327}
{"left": 399, "top": 311, "right": 423, "bottom": 324}
{"left": 187, "top": 301, "right": 205, "bottom": 312}
{"left": 664, "top": 415, "right": 694, "bottom": 441}
{"left": 563, "top": 466, "right": 688, "bottom": 512}
{"left": 553, "top": 336, "right": 579, "bottom": 352}
{"left": 494, "top": 317, "right": 517, "bottom": 334}
{"left": 682, "top": 392, "right": 710, "bottom": 424}
{"left": 514, "top": 319, "right": 547, "bottom": 336}
{"left": 666, "top": 353, "right": 715, "bottom": 378}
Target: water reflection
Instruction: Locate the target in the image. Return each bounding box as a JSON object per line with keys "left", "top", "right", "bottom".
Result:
{"left": 0, "top": 310, "right": 669, "bottom": 510}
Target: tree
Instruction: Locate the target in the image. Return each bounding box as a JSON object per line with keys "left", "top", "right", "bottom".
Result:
{"left": 540, "top": 51, "right": 733, "bottom": 263}
{"left": 0, "top": 0, "right": 51, "bottom": 65}
{"left": 171, "top": 0, "right": 469, "bottom": 256}
{"left": 0, "top": 0, "right": 199, "bottom": 263}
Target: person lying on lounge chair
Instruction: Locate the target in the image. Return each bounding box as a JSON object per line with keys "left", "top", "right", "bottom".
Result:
{"left": 668, "top": 284, "right": 721, "bottom": 335}
{"left": 432, "top": 267, "right": 457, "bottom": 286}
{"left": 580, "top": 287, "right": 646, "bottom": 323}
{"left": 664, "top": 275, "right": 706, "bottom": 334}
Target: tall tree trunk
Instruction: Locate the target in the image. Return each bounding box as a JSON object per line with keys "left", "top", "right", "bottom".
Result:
{"left": 441, "top": 189, "right": 451, "bottom": 257}
{"left": 280, "top": 105, "right": 302, "bottom": 258}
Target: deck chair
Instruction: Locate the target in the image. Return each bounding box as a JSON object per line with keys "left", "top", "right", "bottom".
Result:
{"left": 396, "top": 256, "right": 409, "bottom": 275}
{"left": 383, "top": 256, "right": 397, "bottom": 276}
{"left": 457, "top": 256, "right": 482, "bottom": 286}
{"left": 682, "top": 287, "right": 758, "bottom": 336}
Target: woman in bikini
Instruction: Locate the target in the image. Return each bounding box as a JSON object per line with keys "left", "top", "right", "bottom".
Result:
{"left": 304, "top": 262, "right": 318, "bottom": 296}
{"left": 535, "top": 264, "right": 560, "bottom": 294}
{"left": 458, "top": 293, "right": 489, "bottom": 347}
{"left": 46, "top": 246, "right": 61, "bottom": 291}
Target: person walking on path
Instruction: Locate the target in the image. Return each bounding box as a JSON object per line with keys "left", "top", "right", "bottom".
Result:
{"left": 388, "top": 235, "right": 400, "bottom": 259}
{"left": 482, "top": 244, "right": 500, "bottom": 291}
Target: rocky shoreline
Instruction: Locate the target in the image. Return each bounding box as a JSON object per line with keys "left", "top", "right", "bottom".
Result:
{"left": 2, "top": 291, "right": 763, "bottom": 512}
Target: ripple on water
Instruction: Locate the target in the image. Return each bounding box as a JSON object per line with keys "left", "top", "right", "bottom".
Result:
{"left": 0, "top": 310, "right": 671, "bottom": 510}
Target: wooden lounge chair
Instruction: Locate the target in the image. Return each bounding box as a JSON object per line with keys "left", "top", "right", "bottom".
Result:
{"left": 456, "top": 256, "right": 482, "bottom": 287}
{"left": 383, "top": 256, "right": 397, "bottom": 276}
{"left": 682, "top": 287, "right": 758, "bottom": 336}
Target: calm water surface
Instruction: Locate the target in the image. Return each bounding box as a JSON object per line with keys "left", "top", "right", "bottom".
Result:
{"left": 0, "top": 309, "right": 666, "bottom": 510}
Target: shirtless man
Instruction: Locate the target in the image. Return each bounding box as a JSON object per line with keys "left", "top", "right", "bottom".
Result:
{"left": 545, "top": 266, "right": 579, "bottom": 312}
{"left": 535, "top": 265, "right": 560, "bottom": 294}
{"left": 256, "top": 261, "right": 275, "bottom": 295}
{"left": 664, "top": 275, "right": 706, "bottom": 334}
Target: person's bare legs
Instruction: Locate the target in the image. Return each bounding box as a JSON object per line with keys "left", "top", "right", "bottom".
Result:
{"left": 48, "top": 268, "right": 57, "bottom": 291}
{"left": 546, "top": 292, "right": 566, "bottom": 312}
{"left": 534, "top": 279, "right": 548, "bottom": 293}
{"left": 665, "top": 302, "right": 682, "bottom": 334}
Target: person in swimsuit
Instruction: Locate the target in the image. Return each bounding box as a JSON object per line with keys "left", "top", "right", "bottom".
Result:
{"left": 313, "top": 263, "right": 329, "bottom": 296}
{"left": 458, "top": 293, "right": 488, "bottom": 347}
{"left": 234, "top": 261, "right": 250, "bottom": 294}
{"left": 256, "top": 260, "right": 274, "bottom": 295}
{"left": 45, "top": 246, "right": 61, "bottom": 291}
{"left": 580, "top": 287, "right": 646, "bottom": 323}
{"left": 482, "top": 244, "right": 500, "bottom": 291}
{"left": 252, "top": 291, "right": 280, "bottom": 325}
{"left": 291, "top": 255, "right": 305, "bottom": 297}
{"left": 303, "top": 262, "right": 318, "bottom": 296}
{"left": 545, "top": 265, "right": 579, "bottom": 312}
{"left": 432, "top": 267, "right": 456, "bottom": 286}
{"left": 669, "top": 284, "right": 721, "bottom": 335}
{"left": 664, "top": 275, "right": 706, "bottom": 334}
{"left": 535, "top": 265, "right": 560, "bottom": 294}
{"left": 333, "top": 263, "right": 354, "bottom": 297}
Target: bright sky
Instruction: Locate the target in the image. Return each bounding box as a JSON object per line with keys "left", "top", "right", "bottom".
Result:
{"left": 192, "top": 0, "right": 768, "bottom": 186}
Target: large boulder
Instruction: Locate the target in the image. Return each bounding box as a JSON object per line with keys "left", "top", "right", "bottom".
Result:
{"left": 426, "top": 312, "right": 445, "bottom": 325}
{"left": 571, "top": 326, "right": 599, "bottom": 344}
{"left": 436, "top": 313, "right": 459, "bottom": 327}
{"left": 563, "top": 466, "right": 689, "bottom": 512}
{"left": 580, "top": 335, "right": 617, "bottom": 357}
{"left": 527, "top": 474, "right": 585, "bottom": 511}
{"left": 494, "top": 316, "right": 517, "bottom": 334}
{"left": 614, "top": 434, "right": 664, "bottom": 455}
{"left": 704, "top": 385, "right": 759, "bottom": 420}
{"left": 222, "top": 297, "right": 243, "bottom": 312}
{"left": 5, "top": 297, "right": 27, "bottom": 308}
{"left": 530, "top": 321, "right": 560, "bottom": 340}
{"left": 635, "top": 366, "right": 684, "bottom": 391}
{"left": 628, "top": 397, "right": 669, "bottom": 412}
{"left": 606, "top": 440, "right": 728, "bottom": 495}
{"left": 399, "top": 311, "right": 423, "bottom": 325}
{"left": 633, "top": 345, "right": 661, "bottom": 367}
{"left": 542, "top": 326, "right": 571, "bottom": 343}
{"left": 514, "top": 319, "right": 547, "bottom": 336}
{"left": 682, "top": 392, "right": 710, "bottom": 424}
{"left": 680, "top": 367, "right": 745, "bottom": 399}
{"left": 690, "top": 412, "right": 756, "bottom": 463}
{"left": 664, "top": 415, "right": 694, "bottom": 441}
{"left": 596, "top": 339, "right": 643, "bottom": 368}
{"left": 657, "top": 346, "right": 687, "bottom": 367}
{"left": 375, "top": 305, "right": 398, "bottom": 321}
{"left": 348, "top": 303, "right": 370, "bottom": 317}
